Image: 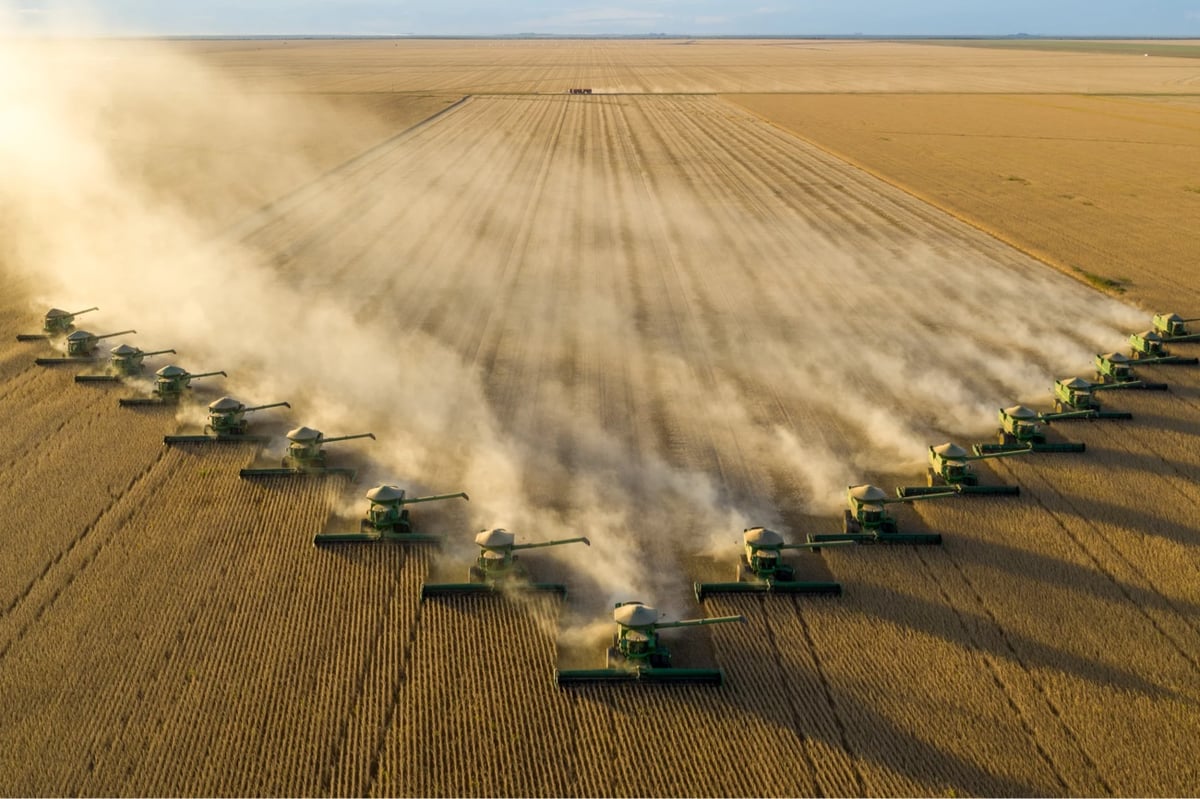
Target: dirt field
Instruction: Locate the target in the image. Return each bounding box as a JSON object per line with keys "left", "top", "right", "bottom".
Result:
{"left": 2, "top": 38, "right": 1200, "bottom": 797}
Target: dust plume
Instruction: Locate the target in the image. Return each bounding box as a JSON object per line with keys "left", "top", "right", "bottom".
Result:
{"left": 0, "top": 19, "right": 1146, "bottom": 628}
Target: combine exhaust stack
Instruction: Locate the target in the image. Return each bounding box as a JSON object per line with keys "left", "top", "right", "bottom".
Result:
{"left": 35, "top": 329, "right": 136, "bottom": 365}
{"left": 693, "top": 527, "right": 847, "bottom": 600}
{"left": 165, "top": 397, "right": 291, "bottom": 444}
{"left": 555, "top": 601, "right": 744, "bottom": 687}
{"left": 241, "top": 427, "right": 374, "bottom": 479}
{"left": 120, "top": 365, "right": 226, "bottom": 407}
{"left": 76, "top": 345, "right": 176, "bottom": 384}
{"left": 313, "top": 484, "right": 468, "bottom": 542}
{"left": 897, "top": 441, "right": 1030, "bottom": 498}
{"left": 422, "top": 529, "right": 589, "bottom": 598}
{"left": 16, "top": 306, "right": 99, "bottom": 341}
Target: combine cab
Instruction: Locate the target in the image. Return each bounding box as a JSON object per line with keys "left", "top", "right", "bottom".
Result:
{"left": 314, "top": 484, "right": 468, "bottom": 542}
{"left": 241, "top": 426, "right": 375, "bottom": 478}
{"left": 119, "top": 365, "right": 226, "bottom": 406}
{"left": 16, "top": 306, "right": 99, "bottom": 341}
{"left": 807, "top": 484, "right": 958, "bottom": 546}
{"left": 555, "top": 601, "right": 745, "bottom": 686}
{"left": 75, "top": 344, "right": 176, "bottom": 383}
{"left": 35, "top": 328, "right": 136, "bottom": 365}
{"left": 693, "top": 527, "right": 845, "bottom": 600}
{"left": 421, "top": 529, "right": 590, "bottom": 598}
{"left": 1152, "top": 312, "right": 1200, "bottom": 342}
{"left": 1129, "top": 330, "right": 1199, "bottom": 365}
{"left": 1093, "top": 352, "right": 1168, "bottom": 390}
{"left": 164, "top": 396, "right": 291, "bottom": 444}
{"left": 975, "top": 405, "right": 1087, "bottom": 454}
{"left": 898, "top": 441, "right": 1030, "bottom": 497}
{"left": 1052, "top": 377, "right": 1133, "bottom": 419}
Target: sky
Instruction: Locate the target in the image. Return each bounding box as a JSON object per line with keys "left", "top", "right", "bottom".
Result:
{"left": 7, "top": 0, "right": 1200, "bottom": 37}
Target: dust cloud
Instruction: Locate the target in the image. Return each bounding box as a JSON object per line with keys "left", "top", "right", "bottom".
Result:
{"left": 0, "top": 17, "right": 1145, "bottom": 627}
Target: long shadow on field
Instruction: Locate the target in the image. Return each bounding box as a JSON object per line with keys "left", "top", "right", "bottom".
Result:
{"left": 944, "top": 535, "right": 1200, "bottom": 621}
{"left": 860, "top": 582, "right": 1177, "bottom": 700}
{"left": 709, "top": 601, "right": 1046, "bottom": 797}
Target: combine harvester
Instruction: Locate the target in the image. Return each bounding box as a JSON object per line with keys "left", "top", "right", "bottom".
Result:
{"left": 241, "top": 426, "right": 375, "bottom": 479}
{"left": 976, "top": 405, "right": 1088, "bottom": 454}
{"left": 1052, "top": 377, "right": 1133, "bottom": 419}
{"left": 16, "top": 306, "right": 98, "bottom": 341}
{"left": 313, "top": 484, "right": 467, "bottom": 542}
{"left": 897, "top": 442, "right": 1031, "bottom": 498}
{"left": 75, "top": 344, "right": 176, "bottom": 384}
{"left": 694, "top": 527, "right": 845, "bottom": 600}
{"left": 1094, "top": 353, "right": 1168, "bottom": 389}
{"left": 164, "top": 396, "right": 291, "bottom": 444}
{"left": 555, "top": 601, "right": 745, "bottom": 687}
{"left": 1151, "top": 312, "right": 1200, "bottom": 342}
{"left": 35, "top": 328, "right": 136, "bottom": 365}
{"left": 807, "top": 484, "right": 959, "bottom": 546}
{"left": 1129, "top": 330, "right": 1199, "bottom": 365}
{"left": 421, "top": 529, "right": 590, "bottom": 598}
{"left": 119, "top": 365, "right": 226, "bottom": 406}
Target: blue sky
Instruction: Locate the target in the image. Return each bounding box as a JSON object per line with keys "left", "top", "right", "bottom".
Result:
{"left": 9, "top": 1, "right": 1200, "bottom": 36}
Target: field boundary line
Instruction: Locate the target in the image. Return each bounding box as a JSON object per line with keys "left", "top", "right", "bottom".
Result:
{"left": 717, "top": 96, "right": 1145, "bottom": 307}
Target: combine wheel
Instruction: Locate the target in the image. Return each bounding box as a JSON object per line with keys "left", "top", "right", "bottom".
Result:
{"left": 649, "top": 653, "right": 671, "bottom": 669}
{"left": 736, "top": 562, "right": 746, "bottom": 582}
{"left": 468, "top": 566, "right": 485, "bottom": 583}
{"left": 881, "top": 521, "right": 898, "bottom": 535}
{"left": 926, "top": 468, "right": 936, "bottom": 487}
{"left": 605, "top": 647, "right": 620, "bottom": 669}
{"left": 842, "top": 510, "right": 860, "bottom": 535}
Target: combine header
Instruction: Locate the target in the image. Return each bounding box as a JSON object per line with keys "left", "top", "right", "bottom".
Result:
{"left": 119, "top": 365, "right": 226, "bottom": 406}
{"left": 421, "top": 529, "right": 590, "bottom": 598}
{"left": 241, "top": 427, "right": 375, "bottom": 479}
{"left": 1094, "top": 353, "right": 1168, "bottom": 390}
{"left": 807, "top": 484, "right": 958, "bottom": 546}
{"left": 35, "top": 329, "right": 136, "bottom": 365}
{"left": 975, "top": 405, "right": 1087, "bottom": 454}
{"left": 1129, "top": 330, "right": 1199, "bottom": 365}
{"left": 1152, "top": 312, "right": 1200, "bottom": 342}
{"left": 1052, "top": 377, "right": 1133, "bottom": 419}
{"left": 898, "top": 442, "right": 1030, "bottom": 497}
{"left": 164, "top": 396, "right": 291, "bottom": 444}
{"left": 555, "top": 601, "right": 745, "bottom": 686}
{"left": 313, "top": 484, "right": 467, "bottom": 542}
{"left": 16, "top": 306, "right": 99, "bottom": 341}
{"left": 75, "top": 344, "right": 176, "bottom": 383}
{"left": 694, "top": 527, "right": 845, "bottom": 600}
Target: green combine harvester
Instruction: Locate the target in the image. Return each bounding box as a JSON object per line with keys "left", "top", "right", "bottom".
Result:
{"left": 119, "top": 364, "right": 226, "bottom": 406}
{"left": 693, "top": 527, "right": 845, "bottom": 600}
{"left": 1052, "top": 377, "right": 1133, "bottom": 419}
{"left": 35, "top": 328, "right": 136, "bottom": 365}
{"left": 313, "top": 484, "right": 468, "bottom": 542}
{"left": 1129, "top": 330, "right": 1199, "bottom": 365}
{"left": 555, "top": 601, "right": 745, "bottom": 686}
{"left": 975, "top": 405, "right": 1088, "bottom": 454}
{"left": 807, "top": 484, "right": 959, "bottom": 546}
{"left": 421, "top": 528, "right": 590, "bottom": 598}
{"left": 1152, "top": 312, "right": 1200, "bottom": 342}
{"left": 1093, "top": 352, "right": 1168, "bottom": 390}
{"left": 897, "top": 441, "right": 1030, "bottom": 497}
{"left": 75, "top": 343, "right": 176, "bottom": 383}
{"left": 241, "top": 426, "right": 375, "bottom": 479}
{"left": 164, "top": 396, "right": 291, "bottom": 444}
{"left": 16, "top": 306, "right": 99, "bottom": 341}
